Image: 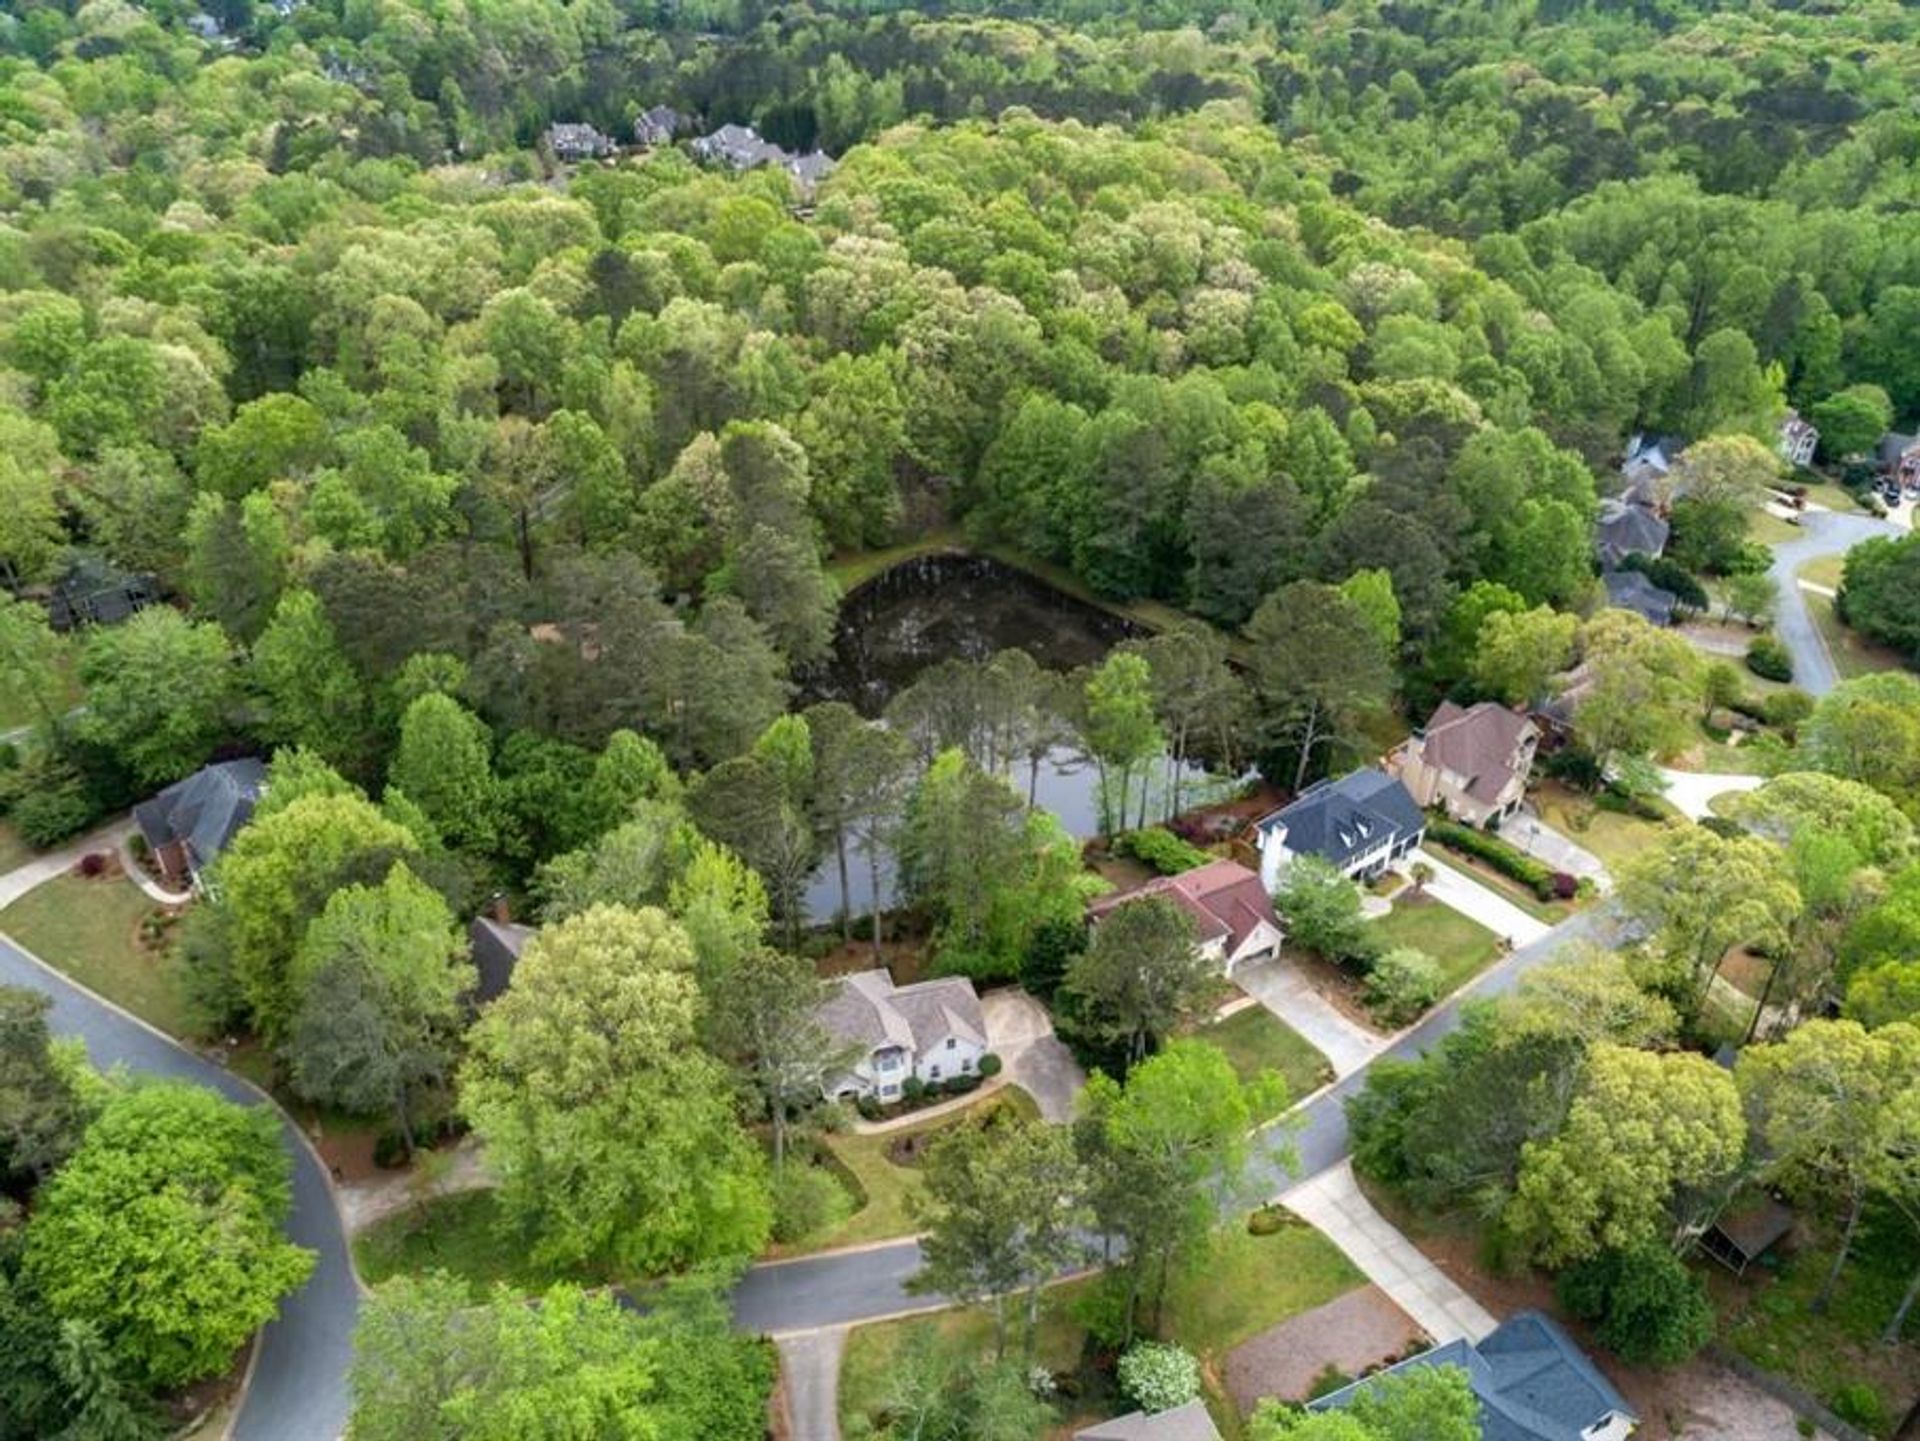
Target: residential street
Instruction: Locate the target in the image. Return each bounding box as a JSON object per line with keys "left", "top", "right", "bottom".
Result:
{"left": 0, "top": 930, "right": 358, "bottom": 1441}
{"left": 1765, "top": 508, "right": 1899, "bottom": 696}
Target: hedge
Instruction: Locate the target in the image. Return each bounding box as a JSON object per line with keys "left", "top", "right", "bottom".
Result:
{"left": 1746, "top": 634, "right": 1793, "bottom": 683}
{"left": 1118, "top": 827, "right": 1211, "bottom": 875}
{"left": 1426, "top": 818, "right": 1557, "bottom": 900}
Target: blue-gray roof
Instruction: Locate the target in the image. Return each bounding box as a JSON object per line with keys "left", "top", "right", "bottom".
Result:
{"left": 133, "top": 759, "right": 266, "bottom": 874}
{"left": 1602, "top": 569, "right": 1677, "bottom": 625}
{"left": 1593, "top": 498, "right": 1669, "bottom": 568}
{"left": 1257, "top": 767, "right": 1423, "bottom": 869}
{"left": 1308, "top": 1312, "right": 1636, "bottom": 1441}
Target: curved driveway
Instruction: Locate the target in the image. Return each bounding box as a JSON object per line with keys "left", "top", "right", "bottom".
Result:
{"left": 0, "top": 935, "right": 356, "bottom": 1441}
{"left": 1767, "top": 509, "right": 1899, "bottom": 696}
{"left": 732, "top": 905, "right": 1618, "bottom": 1336}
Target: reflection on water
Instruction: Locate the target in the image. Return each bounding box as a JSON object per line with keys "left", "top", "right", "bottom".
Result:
{"left": 797, "top": 552, "right": 1223, "bottom": 920}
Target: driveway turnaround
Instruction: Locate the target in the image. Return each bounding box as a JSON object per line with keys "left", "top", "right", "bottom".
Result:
{"left": 1282, "top": 1161, "right": 1495, "bottom": 1345}
{"left": 981, "top": 987, "right": 1085, "bottom": 1122}
{"left": 1656, "top": 767, "right": 1764, "bottom": 822}
{"left": 1766, "top": 508, "right": 1899, "bottom": 696}
{"left": 0, "top": 933, "right": 357, "bottom": 1441}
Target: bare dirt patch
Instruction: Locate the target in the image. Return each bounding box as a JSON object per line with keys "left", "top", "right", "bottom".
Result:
{"left": 1223, "top": 1284, "right": 1424, "bottom": 1411}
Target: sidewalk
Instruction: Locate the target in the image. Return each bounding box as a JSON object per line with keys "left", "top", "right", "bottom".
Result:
{"left": 1282, "top": 1161, "right": 1496, "bottom": 1346}
{"left": 1233, "top": 958, "right": 1386, "bottom": 1079}
{"left": 0, "top": 820, "right": 133, "bottom": 909}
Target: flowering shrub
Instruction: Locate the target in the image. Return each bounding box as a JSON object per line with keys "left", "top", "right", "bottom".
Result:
{"left": 1117, "top": 1342, "right": 1201, "bottom": 1413}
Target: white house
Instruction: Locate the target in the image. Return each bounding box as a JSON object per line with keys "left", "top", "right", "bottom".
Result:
{"left": 816, "top": 970, "right": 987, "bottom": 1103}
{"left": 1255, "top": 768, "right": 1425, "bottom": 890}
{"left": 1084, "top": 859, "right": 1282, "bottom": 977}
{"left": 1778, "top": 409, "right": 1818, "bottom": 468}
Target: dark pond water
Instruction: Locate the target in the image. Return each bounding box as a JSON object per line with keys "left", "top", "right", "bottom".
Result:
{"left": 797, "top": 552, "right": 1148, "bottom": 716}
{"left": 797, "top": 551, "right": 1223, "bottom": 920}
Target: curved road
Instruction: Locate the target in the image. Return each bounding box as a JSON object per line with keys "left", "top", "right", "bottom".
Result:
{"left": 0, "top": 934, "right": 356, "bottom": 1441}
{"left": 1767, "top": 508, "right": 1899, "bottom": 696}
{"left": 732, "top": 905, "right": 1619, "bottom": 1336}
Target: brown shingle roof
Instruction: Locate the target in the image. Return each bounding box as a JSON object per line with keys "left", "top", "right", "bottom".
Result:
{"left": 1416, "top": 701, "right": 1538, "bottom": 807}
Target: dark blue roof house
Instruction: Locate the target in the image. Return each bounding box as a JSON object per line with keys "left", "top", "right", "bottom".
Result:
{"left": 132, "top": 758, "right": 266, "bottom": 895}
{"left": 1255, "top": 767, "right": 1425, "bottom": 891}
{"left": 1309, "top": 1311, "right": 1637, "bottom": 1441}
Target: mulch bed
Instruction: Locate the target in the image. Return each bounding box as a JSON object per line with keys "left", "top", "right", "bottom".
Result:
{"left": 1222, "top": 1284, "right": 1425, "bottom": 1412}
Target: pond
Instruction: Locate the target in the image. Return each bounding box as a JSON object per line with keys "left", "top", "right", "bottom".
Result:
{"left": 798, "top": 551, "right": 1147, "bottom": 717}
{"left": 798, "top": 551, "right": 1224, "bottom": 920}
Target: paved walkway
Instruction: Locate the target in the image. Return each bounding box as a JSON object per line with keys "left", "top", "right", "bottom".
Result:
{"left": 1281, "top": 1161, "right": 1496, "bottom": 1346}
{"left": 1407, "top": 849, "right": 1550, "bottom": 946}
{"left": 117, "top": 833, "right": 192, "bottom": 906}
{"left": 1233, "top": 957, "right": 1384, "bottom": 1079}
{"left": 1656, "top": 767, "right": 1764, "bottom": 821}
{"left": 0, "top": 820, "right": 132, "bottom": 908}
{"left": 777, "top": 1327, "right": 847, "bottom": 1441}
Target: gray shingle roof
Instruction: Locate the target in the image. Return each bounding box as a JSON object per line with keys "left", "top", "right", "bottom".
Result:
{"left": 1593, "top": 498, "right": 1669, "bottom": 568}
{"left": 1602, "top": 569, "right": 1677, "bottom": 625}
{"left": 1076, "top": 1401, "right": 1222, "bottom": 1441}
{"left": 816, "top": 970, "right": 984, "bottom": 1056}
{"left": 1257, "top": 768, "right": 1424, "bottom": 870}
{"left": 132, "top": 759, "right": 266, "bottom": 875}
{"left": 468, "top": 917, "right": 536, "bottom": 1005}
{"left": 1309, "top": 1311, "right": 1635, "bottom": 1441}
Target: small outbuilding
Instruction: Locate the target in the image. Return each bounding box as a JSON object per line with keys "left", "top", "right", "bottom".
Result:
{"left": 1700, "top": 1195, "right": 1794, "bottom": 1277}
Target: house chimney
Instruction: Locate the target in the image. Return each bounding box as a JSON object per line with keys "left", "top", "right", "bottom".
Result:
{"left": 486, "top": 892, "right": 512, "bottom": 924}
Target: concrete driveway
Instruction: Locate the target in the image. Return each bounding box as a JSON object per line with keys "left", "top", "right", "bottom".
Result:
{"left": 1233, "top": 960, "right": 1384, "bottom": 1079}
{"left": 1408, "top": 849, "right": 1550, "bottom": 947}
{"left": 1766, "top": 508, "right": 1900, "bottom": 696}
{"left": 1656, "top": 766, "right": 1764, "bottom": 821}
{"left": 980, "top": 987, "right": 1084, "bottom": 1123}
{"left": 777, "top": 1327, "right": 847, "bottom": 1441}
{"left": 1504, "top": 807, "right": 1609, "bottom": 889}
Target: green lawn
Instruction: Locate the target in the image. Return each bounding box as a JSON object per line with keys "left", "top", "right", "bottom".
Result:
{"left": 1195, "top": 1005, "right": 1333, "bottom": 1112}
{"left": 353, "top": 1188, "right": 592, "bottom": 1300}
{"left": 1797, "top": 552, "right": 1846, "bottom": 591}
{"left": 1366, "top": 894, "right": 1500, "bottom": 995}
{"left": 1748, "top": 508, "right": 1804, "bottom": 546}
{"left": 0, "top": 823, "right": 32, "bottom": 875}
{"left": 792, "top": 1088, "right": 1042, "bottom": 1254}
{"left": 0, "top": 872, "right": 193, "bottom": 1037}
{"left": 1533, "top": 784, "right": 1681, "bottom": 873}
{"left": 1805, "top": 591, "right": 1910, "bottom": 681}
{"left": 825, "top": 526, "right": 965, "bottom": 590}
{"left": 838, "top": 1221, "right": 1362, "bottom": 1438}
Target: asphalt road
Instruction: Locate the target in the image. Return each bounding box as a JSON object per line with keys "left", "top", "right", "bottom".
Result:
{"left": 731, "top": 904, "right": 1620, "bottom": 1337}
{"left": 0, "top": 934, "right": 357, "bottom": 1441}
{"left": 1766, "top": 508, "right": 1899, "bottom": 697}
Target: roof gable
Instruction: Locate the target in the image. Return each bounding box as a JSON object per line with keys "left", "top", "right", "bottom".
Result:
{"left": 1260, "top": 769, "right": 1423, "bottom": 867}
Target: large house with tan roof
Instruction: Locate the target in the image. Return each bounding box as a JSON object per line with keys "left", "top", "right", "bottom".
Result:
{"left": 1085, "top": 858, "right": 1283, "bottom": 977}
{"left": 1390, "top": 701, "right": 1541, "bottom": 829}
{"left": 815, "top": 970, "right": 987, "bottom": 1104}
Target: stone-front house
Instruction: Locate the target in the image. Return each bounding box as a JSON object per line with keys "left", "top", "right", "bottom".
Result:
{"left": 132, "top": 759, "right": 265, "bottom": 894}
{"left": 1255, "top": 769, "right": 1425, "bottom": 889}
{"left": 816, "top": 970, "right": 987, "bottom": 1103}
{"left": 1085, "top": 859, "right": 1282, "bottom": 978}
{"left": 1391, "top": 701, "right": 1540, "bottom": 828}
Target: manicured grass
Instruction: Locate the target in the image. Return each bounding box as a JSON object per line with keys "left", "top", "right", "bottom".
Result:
{"left": 1719, "top": 1202, "right": 1919, "bottom": 1435}
{"left": 1748, "top": 509, "right": 1804, "bottom": 546}
{"left": 1532, "top": 784, "right": 1680, "bottom": 874}
{"left": 1798, "top": 480, "right": 1872, "bottom": 515}
{"left": 0, "top": 872, "right": 193, "bottom": 1037}
{"left": 1195, "top": 1006, "right": 1333, "bottom": 1112}
{"left": 1797, "top": 552, "right": 1846, "bottom": 590}
{"left": 353, "top": 1188, "right": 590, "bottom": 1300}
{"left": 1805, "top": 591, "right": 1910, "bottom": 681}
{"left": 795, "top": 1088, "right": 1043, "bottom": 1254}
{"left": 1160, "top": 1221, "right": 1365, "bottom": 1362}
{"left": 1366, "top": 895, "right": 1500, "bottom": 995}
{"left": 0, "top": 823, "right": 33, "bottom": 875}
{"left": 837, "top": 1222, "right": 1363, "bottom": 1438}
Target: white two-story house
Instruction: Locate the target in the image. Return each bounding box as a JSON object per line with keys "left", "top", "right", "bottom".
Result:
{"left": 1255, "top": 767, "right": 1425, "bottom": 890}
{"left": 816, "top": 970, "right": 988, "bottom": 1104}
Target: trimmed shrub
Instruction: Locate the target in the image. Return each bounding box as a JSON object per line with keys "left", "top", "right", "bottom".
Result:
{"left": 1550, "top": 872, "right": 1577, "bottom": 900}
{"left": 977, "top": 1053, "right": 1003, "bottom": 1078}
{"left": 944, "top": 1073, "right": 981, "bottom": 1095}
{"left": 855, "top": 1097, "right": 882, "bottom": 1122}
{"left": 901, "top": 1076, "right": 927, "bottom": 1103}
{"left": 1364, "top": 947, "right": 1441, "bottom": 1025}
{"left": 1746, "top": 634, "right": 1793, "bottom": 682}
{"left": 1117, "top": 1342, "right": 1201, "bottom": 1413}
{"left": 1556, "top": 1246, "right": 1713, "bottom": 1367}
{"left": 1761, "top": 688, "right": 1815, "bottom": 732}
{"left": 76, "top": 851, "right": 107, "bottom": 878}
{"left": 1247, "top": 1204, "right": 1295, "bottom": 1236}
{"left": 1425, "top": 818, "right": 1555, "bottom": 899}
{"left": 1118, "top": 827, "right": 1211, "bottom": 875}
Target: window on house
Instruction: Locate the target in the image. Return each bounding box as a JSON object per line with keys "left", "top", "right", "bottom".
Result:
{"left": 946, "top": 1037, "right": 956, "bottom": 1049}
{"left": 929, "top": 1065, "right": 941, "bottom": 1080}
